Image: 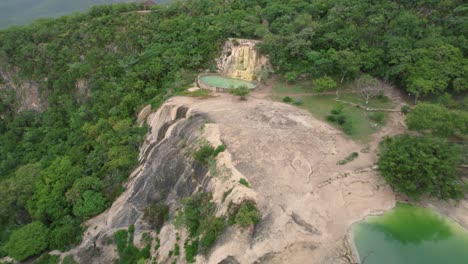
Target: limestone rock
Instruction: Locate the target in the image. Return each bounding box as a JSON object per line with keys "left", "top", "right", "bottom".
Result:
{"left": 217, "top": 38, "right": 270, "bottom": 81}
{"left": 137, "top": 104, "right": 152, "bottom": 126}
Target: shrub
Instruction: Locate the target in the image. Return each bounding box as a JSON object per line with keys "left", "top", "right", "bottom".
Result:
{"left": 326, "top": 115, "right": 336, "bottom": 122}
{"left": 199, "top": 217, "right": 224, "bottom": 253}
{"left": 184, "top": 239, "right": 199, "bottom": 263}
{"left": 143, "top": 203, "right": 169, "bottom": 231}
{"left": 3, "top": 222, "right": 49, "bottom": 261}
{"left": 342, "top": 120, "right": 354, "bottom": 135}
{"left": 401, "top": 105, "right": 410, "bottom": 114}
{"left": 337, "top": 152, "right": 359, "bottom": 165}
{"left": 292, "top": 97, "right": 303, "bottom": 106}
{"left": 377, "top": 135, "right": 464, "bottom": 200}
{"left": 331, "top": 103, "right": 344, "bottom": 115}
{"left": 62, "top": 255, "right": 78, "bottom": 264}
{"left": 193, "top": 143, "right": 225, "bottom": 165}
{"left": 239, "top": 178, "right": 250, "bottom": 188}
{"left": 368, "top": 112, "right": 385, "bottom": 125}
{"left": 113, "top": 226, "right": 150, "bottom": 264}
{"left": 234, "top": 201, "right": 260, "bottom": 228}
{"left": 229, "top": 86, "right": 250, "bottom": 100}
{"left": 282, "top": 96, "right": 293, "bottom": 103}
{"left": 285, "top": 71, "right": 299, "bottom": 83}
{"left": 222, "top": 188, "right": 233, "bottom": 202}
{"left": 313, "top": 76, "right": 337, "bottom": 92}
{"left": 32, "top": 254, "right": 59, "bottom": 264}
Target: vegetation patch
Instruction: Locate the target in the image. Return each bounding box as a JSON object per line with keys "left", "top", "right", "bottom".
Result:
{"left": 326, "top": 103, "right": 354, "bottom": 135}
{"left": 228, "top": 200, "right": 260, "bottom": 228}
{"left": 143, "top": 203, "right": 170, "bottom": 231}
{"left": 182, "top": 89, "right": 212, "bottom": 98}
{"left": 222, "top": 188, "right": 234, "bottom": 203}
{"left": 229, "top": 86, "right": 251, "bottom": 100}
{"left": 239, "top": 178, "right": 250, "bottom": 188}
{"left": 377, "top": 135, "right": 464, "bottom": 200}
{"left": 337, "top": 152, "right": 359, "bottom": 165}
{"left": 193, "top": 143, "right": 226, "bottom": 165}
{"left": 175, "top": 192, "right": 225, "bottom": 256}
{"left": 113, "top": 225, "right": 151, "bottom": 264}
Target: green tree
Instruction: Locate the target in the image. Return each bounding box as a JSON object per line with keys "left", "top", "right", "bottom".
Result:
{"left": 406, "top": 103, "right": 468, "bottom": 137}
{"left": 72, "top": 191, "right": 107, "bottom": 219}
{"left": 377, "top": 135, "right": 463, "bottom": 200}
{"left": 3, "top": 221, "right": 49, "bottom": 261}
{"left": 313, "top": 76, "right": 337, "bottom": 92}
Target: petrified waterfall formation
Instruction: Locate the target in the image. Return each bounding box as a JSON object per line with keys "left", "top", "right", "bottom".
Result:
{"left": 217, "top": 38, "right": 269, "bottom": 81}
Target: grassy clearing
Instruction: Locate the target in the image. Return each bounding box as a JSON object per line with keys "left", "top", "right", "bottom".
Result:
{"left": 283, "top": 95, "right": 389, "bottom": 142}
{"left": 339, "top": 93, "right": 395, "bottom": 109}
{"left": 273, "top": 80, "right": 313, "bottom": 94}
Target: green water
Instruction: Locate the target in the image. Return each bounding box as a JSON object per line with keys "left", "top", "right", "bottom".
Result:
{"left": 199, "top": 74, "right": 256, "bottom": 89}
{"left": 353, "top": 203, "right": 468, "bottom": 264}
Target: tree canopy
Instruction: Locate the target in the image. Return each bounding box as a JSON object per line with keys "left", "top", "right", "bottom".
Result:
{"left": 377, "top": 135, "right": 464, "bottom": 200}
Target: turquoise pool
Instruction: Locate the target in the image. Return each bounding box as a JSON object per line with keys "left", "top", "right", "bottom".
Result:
{"left": 353, "top": 203, "right": 468, "bottom": 264}
{"left": 199, "top": 74, "right": 256, "bottom": 89}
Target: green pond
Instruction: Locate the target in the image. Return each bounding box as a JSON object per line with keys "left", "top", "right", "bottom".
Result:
{"left": 353, "top": 203, "right": 468, "bottom": 264}
{"left": 199, "top": 74, "right": 256, "bottom": 89}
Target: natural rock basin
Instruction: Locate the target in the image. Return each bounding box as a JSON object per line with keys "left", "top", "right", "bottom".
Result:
{"left": 352, "top": 203, "right": 468, "bottom": 264}
{"left": 199, "top": 74, "right": 256, "bottom": 89}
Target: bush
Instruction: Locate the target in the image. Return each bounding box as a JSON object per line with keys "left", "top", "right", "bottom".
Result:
{"left": 143, "top": 203, "right": 169, "bottom": 231}
{"left": 377, "top": 135, "right": 464, "bottom": 200}
{"left": 401, "top": 105, "right": 410, "bottom": 114}
{"left": 292, "top": 97, "right": 303, "bottom": 106}
{"left": 337, "top": 152, "right": 359, "bottom": 165}
{"left": 282, "top": 96, "right": 293, "bottom": 103}
{"left": 184, "top": 239, "right": 199, "bottom": 263}
{"left": 199, "top": 217, "right": 224, "bottom": 253}
{"left": 313, "top": 76, "right": 337, "bottom": 92}
{"left": 233, "top": 201, "right": 260, "bottom": 228}
{"left": 368, "top": 112, "right": 385, "bottom": 125}
{"left": 3, "top": 221, "right": 49, "bottom": 261}
{"left": 342, "top": 120, "right": 354, "bottom": 135}
{"left": 193, "top": 143, "right": 225, "bottom": 165}
{"left": 32, "top": 254, "right": 59, "bottom": 264}
{"left": 285, "top": 72, "right": 299, "bottom": 83}
{"left": 61, "top": 255, "right": 78, "bottom": 264}
{"left": 229, "top": 86, "right": 250, "bottom": 100}
{"left": 239, "top": 178, "right": 250, "bottom": 188}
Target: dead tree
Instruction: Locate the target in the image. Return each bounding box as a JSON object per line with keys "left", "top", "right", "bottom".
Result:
{"left": 353, "top": 75, "right": 384, "bottom": 104}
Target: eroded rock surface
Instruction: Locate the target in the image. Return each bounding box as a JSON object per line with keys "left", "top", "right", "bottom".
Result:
{"left": 69, "top": 95, "right": 398, "bottom": 263}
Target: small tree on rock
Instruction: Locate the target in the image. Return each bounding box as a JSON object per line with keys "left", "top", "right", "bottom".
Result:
{"left": 230, "top": 86, "right": 250, "bottom": 100}
{"left": 353, "top": 74, "right": 384, "bottom": 104}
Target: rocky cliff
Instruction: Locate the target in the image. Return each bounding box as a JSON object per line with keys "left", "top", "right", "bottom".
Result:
{"left": 216, "top": 39, "right": 269, "bottom": 82}
{"left": 62, "top": 94, "right": 401, "bottom": 264}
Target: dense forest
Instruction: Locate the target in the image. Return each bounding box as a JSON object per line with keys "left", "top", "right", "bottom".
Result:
{"left": 0, "top": 0, "right": 466, "bottom": 261}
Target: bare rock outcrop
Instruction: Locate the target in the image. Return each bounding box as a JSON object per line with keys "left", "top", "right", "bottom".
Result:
{"left": 0, "top": 67, "right": 47, "bottom": 112}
